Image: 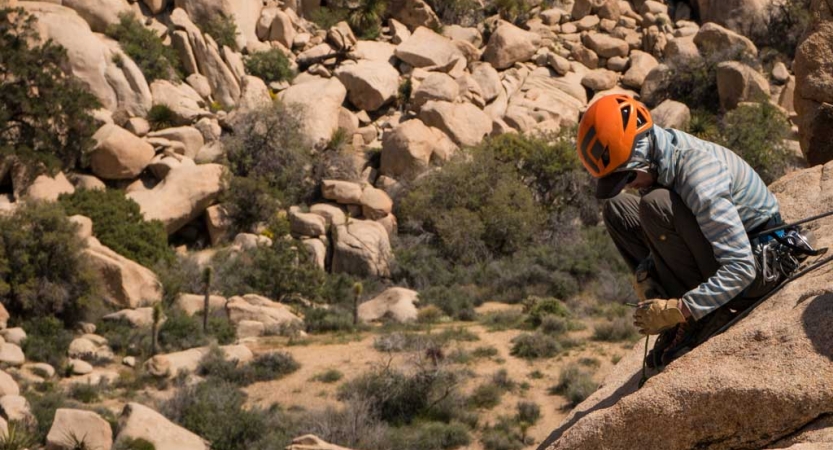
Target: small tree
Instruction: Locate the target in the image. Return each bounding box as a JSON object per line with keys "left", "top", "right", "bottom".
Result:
{"left": 151, "top": 303, "right": 164, "bottom": 356}
{"left": 352, "top": 282, "right": 363, "bottom": 326}
{"left": 202, "top": 267, "right": 213, "bottom": 333}
{"left": 106, "top": 12, "right": 181, "bottom": 81}
{"left": 0, "top": 7, "right": 100, "bottom": 183}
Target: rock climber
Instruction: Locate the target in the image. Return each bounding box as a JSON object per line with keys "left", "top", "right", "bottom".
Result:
{"left": 576, "top": 94, "right": 784, "bottom": 367}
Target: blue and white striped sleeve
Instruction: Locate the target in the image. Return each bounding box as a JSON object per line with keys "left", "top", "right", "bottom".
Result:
{"left": 675, "top": 151, "right": 756, "bottom": 320}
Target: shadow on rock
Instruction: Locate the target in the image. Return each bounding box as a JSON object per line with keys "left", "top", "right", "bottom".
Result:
{"left": 802, "top": 292, "right": 833, "bottom": 361}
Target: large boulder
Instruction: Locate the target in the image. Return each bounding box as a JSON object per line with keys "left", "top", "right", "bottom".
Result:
{"left": 147, "top": 127, "right": 205, "bottom": 160}
{"left": 651, "top": 99, "right": 691, "bottom": 130}
{"left": 150, "top": 80, "right": 206, "bottom": 125}
{"left": 418, "top": 101, "right": 492, "bottom": 147}
{"left": 90, "top": 124, "right": 155, "bottom": 181}
{"left": 411, "top": 72, "right": 460, "bottom": 110}
{"left": 115, "top": 403, "right": 209, "bottom": 450}
{"left": 716, "top": 61, "right": 770, "bottom": 110}
{"left": 482, "top": 21, "right": 541, "bottom": 70}
{"left": 47, "top": 409, "right": 112, "bottom": 450}
{"left": 22, "top": 3, "right": 152, "bottom": 116}
{"left": 85, "top": 238, "right": 163, "bottom": 309}
{"left": 395, "top": 27, "right": 463, "bottom": 68}
{"left": 381, "top": 119, "right": 457, "bottom": 180}
{"left": 144, "top": 344, "right": 252, "bottom": 378}
{"left": 61, "top": 0, "right": 131, "bottom": 33}
{"left": 174, "top": 293, "right": 228, "bottom": 316}
{"left": 286, "top": 435, "right": 354, "bottom": 450}
{"left": 388, "top": 0, "right": 440, "bottom": 29}
{"left": 696, "top": 0, "right": 769, "bottom": 35}
{"left": 0, "top": 371, "right": 19, "bottom": 397}
{"left": 582, "top": 32, "right": 629, "bottom": 58}
{"left": 693, "top": 22, "right": 758, "bottom": 58}
{"left": 226, "top": 294, "right": 303, "bottom": 330}
{"left": 540, "top": 161, "right": 833, "bottom": 450}
{"left": 279, "top": 77, "right": 347, "bottom": 146}
{"left": 0, "top": 395, "right": 35, "bottom": 428}
{"left": 794, "top": 21, "right": 833, "bottom": 166}
{"left": 127, "top": 164, "right": 226, "bottom": 234}
{"left": 332, "top": 219, "right": 393, "bottom": 278}
{"left": 622, "top": 50, "right": 659, "bottom": 89}
{"left": 23, "top": 172, "right": 74, "bottom": 202}
{"left": 358, "top": 287, "right": 419, "bottom": 323}
{"left": 360, "top": 186, "right": 393, "bottom": 220}
{"left": 335, "top": 61, "right": 400, "bottom": 112}
{"left": 322, "top": 180, "right": 363, "bottom": 204}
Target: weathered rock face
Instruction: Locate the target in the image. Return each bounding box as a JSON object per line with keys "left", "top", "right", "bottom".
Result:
{"left": 127, "top": 164, "right": 226, "bottom": 234}
{"left": 693, "top": 22, "right": 758, "bottom": 58}
{"left": 483, "top": 21, "right": 541, "bottom": 70}
{"left": 103, "top": 308, "right": 156, "bottom": 328}
{"left": 622, "top": 50, "right": 658, "bottom": 89}
{"left": 716, "top": 61, "right": 770, "bottom": 110}
{"left": 116, "top": 403, "right": 209, "bottom": 450}
{"left": 85, "top": 238, "right": 163, "bottom": 309}
{"left": 61, "top": 0, "right": 131, "bottom": 33}
{"left": 23, "top": 172, "right": 74, "bottom": 202}
{"left": 388, "top": 0, "right": 440, "bottom": 29}
{"left": 279, "top": 77, "right": 348, "bottom": 146}
{"left": 419, "top": 100, "right": 492, "bottom": 147}
{"left": 332, "top": 219, "right": 393, "bottom": 278}
{"left": 794, "top": 21, "right": 833, "bottom": 166}
{"left": 47, "top": 409, "right": 113, "bottom": 450}
{"left": 90, "top": 124, "right": 155, "bottom": 181}
{"left": 335, "top": 61, "right": 400, "bottom": 112}
{"left": 226, "top": 294, "right": 303, "bottom": 329}
{"left": 395, "top": 26, "right": 463, "bottom": 68}
{"left": 23, "top": 3, "right": 152, "bottom": 116}
{"left": 540, "top": 161, "right": 833, "bottom": 450}
{"left": 696, "top": 0, "right": 769, "bottom": 35}
{"left": 381, "top": 119, "right": 457, "bottom": 180}
{"left": 286, "top": 434, "right": 354, "bottom": 450}
{"left": 144, "top": 344, "right": 252, "bottom": 378}
{"left": 358, "top": 287, "right": 419, "bottom": 323}
{"left": 651, "top": 99, "right": 691, "bottom": 130}
{"left": 411, "top": 72, "right": 460, "bottom": 110}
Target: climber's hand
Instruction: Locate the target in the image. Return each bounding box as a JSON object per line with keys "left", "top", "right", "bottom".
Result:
{"left": 633, "top": 299, "right": 686, "bottom": 335}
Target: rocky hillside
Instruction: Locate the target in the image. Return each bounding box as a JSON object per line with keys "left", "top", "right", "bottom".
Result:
{"left": 0, "top": 0, "right": 827, "bottom": 448}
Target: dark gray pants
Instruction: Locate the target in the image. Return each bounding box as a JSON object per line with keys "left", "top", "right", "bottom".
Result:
{"left": 603, "top": 189, "right": 721, "bottom": 299}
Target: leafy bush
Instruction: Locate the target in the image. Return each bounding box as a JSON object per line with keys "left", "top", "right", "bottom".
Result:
{"left": 516, "top": 401, "right": 540, "bottom": 425}
{"left": 425, "top": 0, "right": 482, "bottom": 26}
{"left": 163, "top": 378, "right": 296, "bottom": 450}
{"left": 303, "top": 306, "right": 357, "bottom": 334}
{"left": 68, "top": 382, "right": 102, "bottom": 404}
{"left": 715, "top": 102, "right": 791, "bottom": 185}
{"left": 480, "top": 416, "right": 525, "bottom": 450}
{"left": 592, "top": 317, "right": 639, "bottom": 342}
{"left": 199, "top": 14, "right": 238, "bottom": 49}
{"left": 524, "top": 296, "right": 570, "bottom": 327}
{"left": 468, "top": 383, "right": 503, "bottom": 409}
{"left": 59, "top": 189, "right": 173, "bottom": 268}
{"left": 348, "top": 0, "right": 387, "bottom": 39}
{"left": 107, "top": 13, "right": 180, "bottom": 81}
{"left": 309, "top": 7, "right": 349, "bottom": 30}
{"left": 388, "top": 421, "right": 472, "bottom": 450}
{"left": 198, "top": 347, "right": 300, "bottom": 386}
{"left": 146, "top": 104, "right": 177, "bottom": 131}
{"left": 21, "top": 317, "right": 74, "bottom": 369}
{"left": 223, "top": 176, "right": 281, "bottom": 235}
{"left": 245, "top": 49, "right": 293, "bottom": 84}
{"left": 157, "top": 310, "right": 235, "bottom": 354}
{"left": 510, "top": 333, "right": 562, "bottom": 359}
{"left": 417, "top": 305, "right": 445, "bottom": 324}
{"left": 311, "top": 369, "right": 344, "bottom": 383}
{"left": 539, "top": 315, "right": 570, "bottom": 335}
{"left": 759, "top": 0, "right": 812, "bottom": 58}
{"left": 0, "top": 203, "right": 100, "bottom": 324}
{"left": 549, "top": 364, "right": 596, "bottom": 406}
{"left": 1, "top": 8, "right": 100, "bottom": 181}
{"left": 114, "top": 438, "right": 156, "bottom": 450}
{"left": 25, "top": 388, "right": 67, "bottom": 443}
{"left": 419, "top": 286, "right": 478, "bottom": 321}
{"left": 223, "top": 102, "right": 314, "bottom": 206}
{"left": 96, "top": 320, "right": 149, "bottom": 358}
{"left": 479, "top": 310, "right": 525, "bottom": 331}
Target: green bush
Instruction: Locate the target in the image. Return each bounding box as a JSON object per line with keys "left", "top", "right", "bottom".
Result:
{"left": 157, "top": 310, "right": 235, "bottom": 354}
{"left": 245, "top": 49, "right": 293, "bottom": 84}
{"left": 59, "top": 189, "right": 173, "bottom": 268}
{"left": 0, "top": 421, "right": 37, "bottom": 450}
{"left": 388, "top": 421, "right": 472, "bottom": 450}
{"left": 539, "top": 315, "right": 570, "bottom": 335}
{"left": 223, "top": 176, "right": 281, "bottom": 235}
{"left": 0, "top": 8, "right": 100, "bottom": 179}
{"left": 199, "top": 14, "right": 238, "bottom": 49}
{"left": 592, "top": 317, "right": 639, "bottom": 342}
{"left": 516, "top": 401, "right": 540, "bottom": 425}
{"left": 146, "top": 104, "right": 177, "bottom": 131}
{"left": 471, "top": 346, "right": 499, "bottom": 359}
{"left": 714, "top": 102, "right": 791, "bottom": 185}
{"left": 198, "top": 347, "right": 300, "bottom": 386}
{"left": 469, "top": 383, "right": 503, "bottom": 409}
{"left": 114, "top": 438, "right": 156, "bottom": 450}
{"left": 311, "top": 369, "right": 343, "bottom": 383}
{"left": 759, "top": 0, "right": 812, "bottom": 58}
{"left": 0, "top": 202, "right": 102, "bottom": 324}
{"left": 510, "top": 333, "right": 562, "bottom": 359}
{"left": 107, "top": 13, "right": 180, "bottom": 81}
{"left": 303, "top": 306, "right": 357, "bottom": 334}
{"left": 425, "top": 0, "right": 482, "bottom": 26}
{"left": 96, "top": 320, "right": 149, "bottom": 358}
{"left": 348, "top": 0, "right": 387, "bottom": 39}
{"left": 223, "top": 102, "right": 314, "bottom": 206}
{"left": 309, "top": 7, "right": 350, "bottom": 29}
{"left": 21, "top": 318, "right": 74, "bottom": 369}
{"left": 479, "top": 310, "right": 525, "bottom": 331}
{"left": 549, "top": 364, "right": 596, "bottom": 406}
{"left": 25, "top": 388, "right": 67, "bottom": 443}
{"left": 480, "top": 416, "right": 524, "bottom": 450}
{"left": 524, "top": 296, "right": 570, "bottom": 327}
{"left": 68, "top": 382, "right": 102, "bottom": 404}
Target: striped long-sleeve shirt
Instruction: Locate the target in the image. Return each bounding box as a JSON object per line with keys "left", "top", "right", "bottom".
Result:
{"left": 629, "top": 126, "right": 780, "bottom": 320}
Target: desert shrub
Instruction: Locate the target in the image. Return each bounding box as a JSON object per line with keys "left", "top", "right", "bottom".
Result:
{"left": 198, "top": 347, "right": 300, "bottom": 386}
{"left": 539, "top": 315, "right": 570, "bottom": 335}
{"left": 223, "top": 176, "right": 281, "bottom": 235}
{"left": 417, "top": 305, "right": 445, "bottom": 324}
{"left": 163, "top": 378, "right": 296, "bottom": 450}
{"left": 549, "top": 364, "right": 596, "bottom": 406}
{"left": 480, "top": 416, "right": 525, "bottom": 450}
{"left": 302, "top": 397, "right": 390, "bottom": 450}
{"left": 25, "top": 388, "right": 67, "bottom": 443}
{"left": 59, "top": 189, "right": 173, "bottom": 268}
{"left": 303, "top": 306, "right": 357, "bottom": 334}
{"left": 245, "top": 49, "right": 293, "bottom": 84}
{"left": 492, "top": 368, "right": 515, "bottom": 391}
{"left": 157, "top": 310, "right": 235, "bottom": 353}
{"left": 523, "top": 296, "right": 570, "bottom": 327}
{"left": 348, "top": 0, "right": 387, "bottom": 39}
{"left": 759, "top": 0, "right": 812, "bottom": 58}
{"left": 479, "top": 310, "right": 525, "bottom": 331}
{"left": 0, "top": 202, "right": 101, "bottom": 324}
{"left": 153, "top": 255, "right": 204, "bottom": 307}
{"left": 425, "top": 0, "right": 483, "bottom": 26}
{"left": 223, "top": 102, "right": 314, "bottom": 206}
{"left": 471, "top": 346, "right": 499, "bottom": 359}
{"left": 399, "top": 146, "right": 544, "bottom": 263}
{"left": 516, "top": 401, "right": 540, "bottom": 425}
{"left": 113, "top": 438, "right": 156, "bottom": 450}
{"left": 419, "top": 286, "right": 478, "bottom": 321}
{"left": 146, "top": 104, "right": 177, "bottom": 131}
{"left": 96, "top": 320, "right": 149, "bottom": 358}
{"left": 107, "top": 13, "right": 180, "bottom": 81}
{"left": 468, "top": 383, "right": 502, "bottom": 410}
{"left": 198, "top": 13, "right": 238, "bottom": 49}
{"left": 338, "top": 365, "right": 462, "bottom": 425}
{"left": 0, "top": 421, "right": 37, "bottom": 450}
{"left": 578, "top": 357, "right": 601, "bottom": 368}
{"left": 21, "top": 317, "right": 74, "bottom": 369}
{"left": 68, "top": 382, "right": 103, "bottom": 404}
{"left": 388, "top": 421, "right": 472, "bottom": 450}
{"left": 510, "top": 333, "right": 562, "bottom": 359}
{"left": 309, "top": 7, "right": 350, "bottom": 29}
{"left": 311, "top": 369, "right": 344, "bottom": 383}
{"left": 715, "top": 102, "right": 791, "bottom": 184}
{"left": 492, "top": 0, "right": 533, "bottom": 23}
{"left": 592, "top": 317, "right": 639, "bottom": 342}
{"left": 1, "top": 8, "right": 100, "bottom": 179}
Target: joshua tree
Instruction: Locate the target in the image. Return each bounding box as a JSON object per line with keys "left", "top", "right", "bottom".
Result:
{"left": 151, "top": 303, "right": 164, "bottom": 356}
{"left": 352, "top": 282, "right": 363, "bottom": 326}
{"left": 202, "top": 267, "right": 213, "bottom": 333}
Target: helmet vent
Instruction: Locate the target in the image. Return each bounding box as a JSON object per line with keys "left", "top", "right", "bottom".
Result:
{"left": 636, "top": 110, "right": 648, "bottom": 127}
{"left": 621, "top": 106, "right": 631, "bottom": 128}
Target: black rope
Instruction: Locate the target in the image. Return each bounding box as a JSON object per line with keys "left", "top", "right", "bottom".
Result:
{"left": 749, "top": 209, "right": 833, "bottom": 239}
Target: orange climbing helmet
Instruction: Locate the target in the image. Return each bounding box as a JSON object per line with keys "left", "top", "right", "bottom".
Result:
{"left": 577, "top": 95, "right": 654, "bottom": 198}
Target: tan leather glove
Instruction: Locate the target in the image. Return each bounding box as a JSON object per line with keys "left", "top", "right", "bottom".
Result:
{"left": 633, "top": 299, "right": 686, "bottom": 335}
{"left": 632, "top": 258, "right": 667, "bottom": 302}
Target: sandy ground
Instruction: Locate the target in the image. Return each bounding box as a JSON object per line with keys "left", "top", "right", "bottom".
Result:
{"left": 243, "top": 302, "right": 632, "bottom": 449}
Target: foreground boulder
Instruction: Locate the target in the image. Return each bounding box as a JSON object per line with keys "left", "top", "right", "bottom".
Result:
{"left": 47, "top": 409, "right": 112, "bottom": 450}
{"left": 84, "top": 235, "right": 163, "bottom": 309}
{"left": 794, "top": 20, "right": 833, "bottom": 166}
{"left": 335, "top": 60, "right": 400, "bottom": 112}
{"left": 419, "top": 100, "right": 491, "bottom": 147}
{"left": 540, "top": 161, "right": 833, "bottom": 450}
{"left": 380, "top": 119, "right": 457, "bottom": 180}
{"left": 144, "top": 344, "right": 253, "bottom": 378}
{"left": 483, "top": 21, "right": 541, "bottom": 70}
{"left": 278, "top": 77, "right": 348, "bottom": 146}
{"left": 358, "top": 287, "right": 419, "bottom": 323}
{"left": 115, "top": 403, "right": 208, "bottom": 450}
{"left": 90, "top": 124, "right": 155, "bottom": 180}
{"left": 332, "top": 220, "right": 393, "bottom": 278}
{"left": 127, "top": 164, "right": 226, "bottom": 234}
{"left": 226, "top": 294, "right": 303, "bottom": 331}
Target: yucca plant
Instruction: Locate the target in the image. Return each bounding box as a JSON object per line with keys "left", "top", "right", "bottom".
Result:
{"left": 348, "top": 0, "right": 387, "bottom": 39}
